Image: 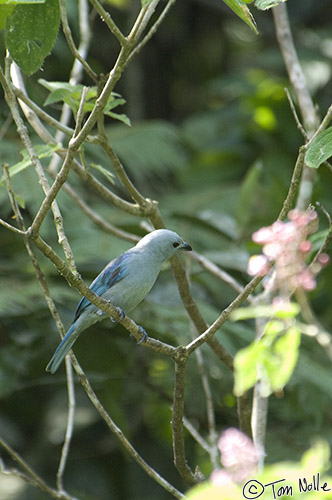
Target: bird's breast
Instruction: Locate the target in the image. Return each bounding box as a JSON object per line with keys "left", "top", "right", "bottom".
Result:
{"left": 101, "top": 257, "right": 161, "bottom": 313}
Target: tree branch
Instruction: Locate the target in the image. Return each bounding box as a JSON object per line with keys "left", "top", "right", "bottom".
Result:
{"left": 273, "top": 2, "right": 318, "bottom": 210}
{"left": 172, "top": 353, "right": 199, "bottom": 486}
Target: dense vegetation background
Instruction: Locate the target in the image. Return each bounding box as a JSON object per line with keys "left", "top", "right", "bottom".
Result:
{"left": 0, "top": 0, "right": 332, "bottom": 499}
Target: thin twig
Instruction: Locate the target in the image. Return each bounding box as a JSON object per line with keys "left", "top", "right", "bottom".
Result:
{"left": 73, "top": 359, "right": 185, "bottom": 498}
{"left": 50, "top": 0, "right": 96, "bottom": 174}
{"left": 0, "top": 437, "right": 78, "bottom": 500}
{"left": 182, "top": 416, "right": 211, "bottom": 455}
{"left": 127, "top": 0, "right": 176, "bottom": 64}
{"left": 305, "top": 102, "right": 332, "bottom": 148}
{"left": 10, "top": 62, "right": 55, "bottom": 145}
{"left": 2, "top": 164, "right": 77, "bottom": 499}
{"left": 60, "top": 0, "right": 97, "bottom": 82}
{"left": 7, "top": 62, "right": 78, "bottom": 273}
{"left": 190, "top": 251, "right": 251, "bottom": 299}
{"left": 98, "top": 129, "right": 153, "bottom": 209}
{"left": 89, "top": 0, "right": 127, "bottom": 46}
{"left": 12, "top": 86, "right": 76, "bottom": 137}
{"left": 56, "top": 178, "right": 139, "bottom": 242}
{"left": 0, "top": 216, "right": 26, "bottom": 235}
{"left": 273, "top": 4, "right": 317, "bottom": 133}
{"left": 127, "top": 0, "right": 160, "bottom": 43}
{"left": 70, "top": 157, "right": 144, "bottom": 216}
{"left": 73, "top": 86, "right": 89, "bottom": 137}
{"left": 56, "top": 359, "right": 76, "bottom": 492}
{"left": 284, "top": 87, "right": 308, "bottom": 140}
{"left": 184, "top": 275, "right": 263, "bottom": 357}
{"left": 191, "top": 326, "right": 219, "bottom": 469}
{"left": 311, "top": 203, "right": 332, "bottom": 266}
{"left": 277, "top": 146, "right": 305, "bottom": 221}
{"left": 273, "top": 2, "right": 318, "bottom": 210}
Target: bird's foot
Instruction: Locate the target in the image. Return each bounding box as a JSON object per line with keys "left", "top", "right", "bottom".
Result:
{"left": 130, "top": 326, "right": 148, "bottom": 344}
{"left": 110, "top": 306, "right": 125, "bottom": 323}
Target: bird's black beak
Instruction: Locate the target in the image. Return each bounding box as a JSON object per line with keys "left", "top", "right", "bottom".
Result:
{"left": 182, "top": 242, "right": 192, "bottom": 251}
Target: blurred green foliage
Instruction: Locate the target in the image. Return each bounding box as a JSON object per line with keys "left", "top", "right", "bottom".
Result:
{"left": 0, "top": 0, "right": 332, "bottom": 499}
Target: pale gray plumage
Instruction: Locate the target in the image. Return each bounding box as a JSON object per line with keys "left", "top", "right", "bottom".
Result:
{"left": 46, "top": 229, "right": 192, "bottom": 373}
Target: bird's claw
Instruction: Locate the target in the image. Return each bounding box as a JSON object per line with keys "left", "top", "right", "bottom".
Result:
{"left": 138, "top": 326, "right": 148, "bottom": 344}
{"left": 110, "top": 306, "right": 125, "bottom": 323}
{"left": 130, "top": 326, "right": 148, "bottom": 344}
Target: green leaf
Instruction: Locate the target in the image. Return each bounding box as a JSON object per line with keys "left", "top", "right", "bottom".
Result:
{"left": 39, "top": 80, "right": 130, "bottom": 123}
{"left": 0, "top": 144, "right": 60, "bottom": 185}
{"left": 234, "top": 340, "right": 264, "bottom": 395}
{"left": 0, "top": 6, "right": 14, "bottom": 30}
{"left": 230, "top": 302, "right": 300, "bottom": 321}
{"left": 222, "top": 0, "right": 258, "bottom": 34}
{"left": 255, "top": 0, "right": 287, "bottom": 10}
{"left": 234, "top": 322, "right": 301, "bottom": 396}
{"left": 263, "top": 325, "right": 301, "bottom": 393}
{"left": 104, "top": 111, "right": 131, "bottom": 126}
{"left": 305, "top": 127, "right": 332, "bottom": 169}
{"left": 5, "top": 0, "right": 60, "bottom": 75}
{"left": 39, "top": 79, "right": 97, "bottom": 109}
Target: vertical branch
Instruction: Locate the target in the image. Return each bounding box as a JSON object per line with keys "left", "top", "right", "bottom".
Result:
{"left": 56, "top": 359, "right": 76, "bottom": 492}
{"left": 272, "top": 3, "right": 319, "bottom": 210}
{"left": 73, "top": 361, "right": 185, "bottom": 498}
{"left": 251, "top": 382, "right": 268, "bottom": 468}
{"left": 172, "top": 352, "right": 198, "bottom": 486}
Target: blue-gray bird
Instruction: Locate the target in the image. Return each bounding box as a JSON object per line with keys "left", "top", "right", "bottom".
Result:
{"left": 46, "top": 229, "right": 192, "bottom": 373}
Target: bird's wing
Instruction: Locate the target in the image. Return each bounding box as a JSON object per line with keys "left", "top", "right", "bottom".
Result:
{"left": 73, "top": 253, "right": 130, "bottom": 322}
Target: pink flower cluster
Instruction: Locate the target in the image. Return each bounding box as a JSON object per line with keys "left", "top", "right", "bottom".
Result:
{"left": 247, "top": 209, "right": 329, "bottom": 293}
{"left": 210, "top": 428, "right": 260, "bottom": 485}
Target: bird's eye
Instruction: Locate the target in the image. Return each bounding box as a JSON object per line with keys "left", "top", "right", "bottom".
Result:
{"left": 173, "top": 242, "right": 180, "bottom": 248}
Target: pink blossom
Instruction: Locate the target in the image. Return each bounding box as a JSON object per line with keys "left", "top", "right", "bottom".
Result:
{"left": 211, "top": 428, "right": 260, "bottom": 485}
{"left": 247, "top": 209, "right": 326, "bottom": 294}
{"left": 298, "top": 270, "right": 316, "bottom": 291}
{"left": 252, "top": 227, "right": 274, "bottom": 244}
{"left": 247, "top": 255, "right": 269, "bottom": 276}
{"left": 318, "top": 253, "right": 330, "bottom": 266}
{"left": 299, "top": 241, "right": 311, "bottom": 253}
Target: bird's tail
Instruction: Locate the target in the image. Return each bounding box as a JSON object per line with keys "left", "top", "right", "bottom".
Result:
{"left": 46, "top": 323, "right": 79, "bottom": 374}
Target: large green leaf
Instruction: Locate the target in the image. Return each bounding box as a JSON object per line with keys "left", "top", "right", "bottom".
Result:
{"left": 255, "top": 0, "right": 287, "bottom": 10}
{"left": 0, "top": 5, "right": 14, "bottom": 29}
{"left": 5, "top": 0, "right": 60, "bottom": 75}
{"left": 305, "top": 127, "right": 332, "bottom": 169}
{"left": 222, "top": 0, "right": 258, "bottom": 34}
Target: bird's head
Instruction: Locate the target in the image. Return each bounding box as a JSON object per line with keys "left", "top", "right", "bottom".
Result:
{"left": 135, "top": 229, "right": 192, "bottom": 262}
